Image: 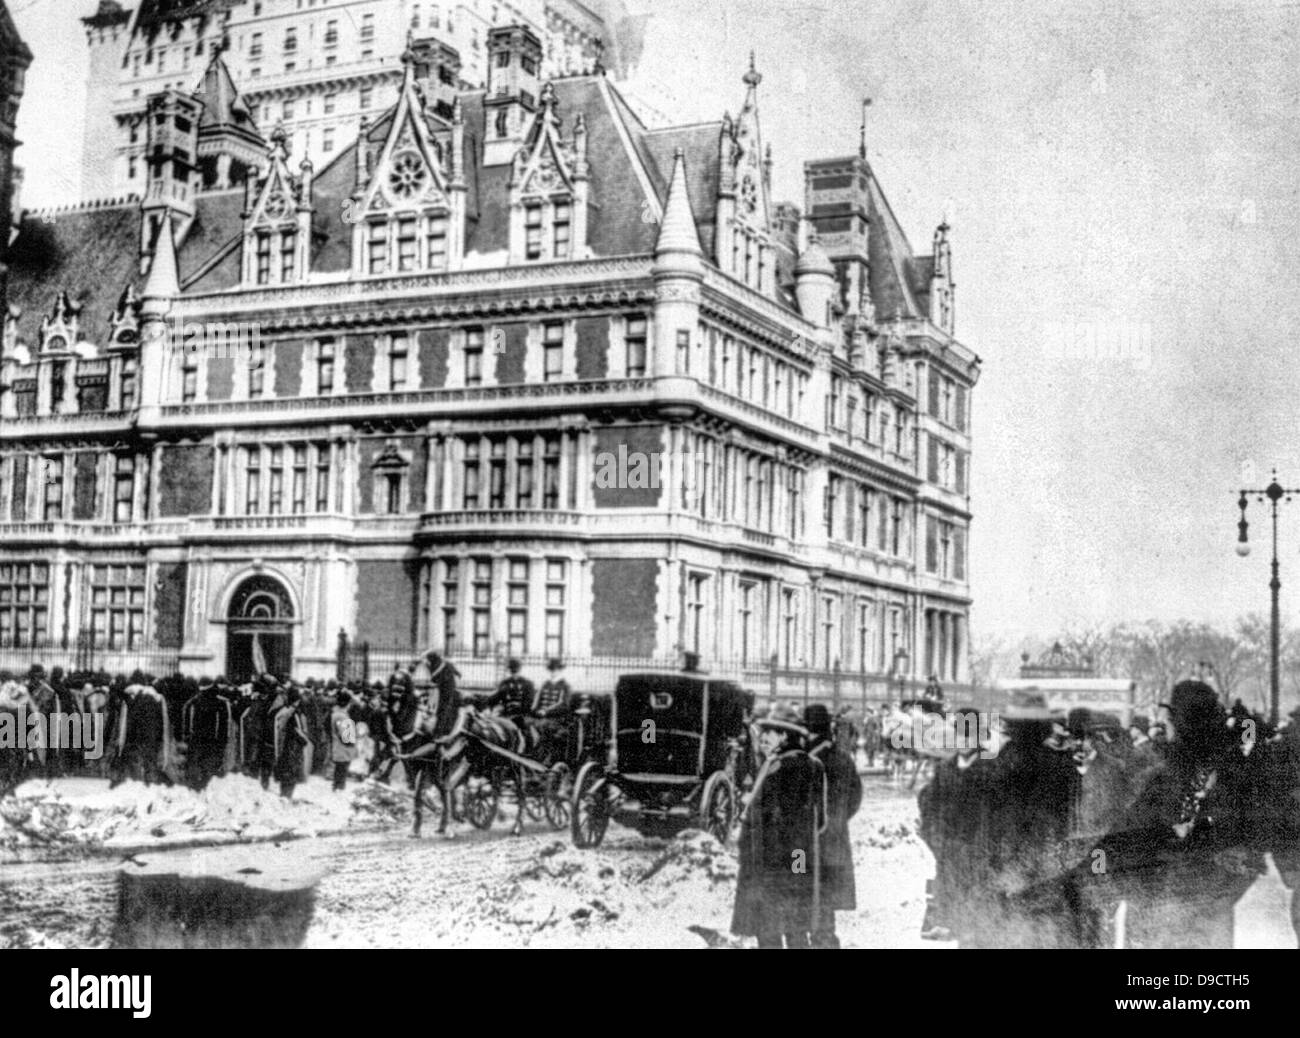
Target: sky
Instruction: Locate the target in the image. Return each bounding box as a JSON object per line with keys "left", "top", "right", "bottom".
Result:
{"left": 9, "top": 0, "right": 1300, "bottom": 643}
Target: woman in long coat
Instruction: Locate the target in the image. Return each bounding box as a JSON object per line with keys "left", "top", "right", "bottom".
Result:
{"left": 731, "top": 705, "right": 821, "bottom": 948}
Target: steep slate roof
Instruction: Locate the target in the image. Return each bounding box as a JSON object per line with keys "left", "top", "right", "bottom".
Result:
{"left": 178, "top": 188, "right": 245, "bottom": 292}
{"left": 194, "top": 53, "right": 258, "bottom": 138}
{"left": 866, "top": 170, "right": 926, "bottom": 321}
{"left": 7, "top": 204, "right": 141, "bottom": 345}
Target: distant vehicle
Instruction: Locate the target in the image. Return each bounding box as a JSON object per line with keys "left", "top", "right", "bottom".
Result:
{"left": 570, "top": 672, "right": 752, "bottom": 848}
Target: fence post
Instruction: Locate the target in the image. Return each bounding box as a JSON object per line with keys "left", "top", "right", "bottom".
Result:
{"left": 360, "top": 641, "right": 371, "bottom": 686}
{"left": 336, "top": 629, "right": 349, "bottom": 682}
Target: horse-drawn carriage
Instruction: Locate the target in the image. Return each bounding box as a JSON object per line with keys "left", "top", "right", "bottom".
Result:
{"left": 409, "top": 688, "right": 610, "bottom": 836}
{"left": 569, "top": 673, "right": 752, "bottom": 848}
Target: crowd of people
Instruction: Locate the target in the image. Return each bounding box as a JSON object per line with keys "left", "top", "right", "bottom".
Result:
{"left": 917, "top": 682, "right": 1300, "bottom": 949}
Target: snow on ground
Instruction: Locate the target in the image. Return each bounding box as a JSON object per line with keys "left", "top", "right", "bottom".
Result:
{"left": 0, "top": 774, "right": 411, "bottom": 855}
{"left": 304, "top": 795, "right": 942, "bottom": 949}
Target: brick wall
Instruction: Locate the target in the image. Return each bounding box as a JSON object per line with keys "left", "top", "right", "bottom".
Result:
{"left": 418, "top": 327, "right": 450, "bottom": 388}
{"left": 274, "top": 340, "right": 303, "bottom": 397}
{"left": 207, "top": 355, "right": 234, "bottom": 400}
{"left": 345, "top": 336, "right": 374, "bottom": 393}
{"left": 355, "top": 559, "right": 420, "bottom": 645}
{"left": 495, "top": 322, "right": 528, "bottom": 384}
{"left": 574, "top": 316, "right": 609, "bottom": 379}
{"left": 153, "top": 561, "right": 187, "bottom": 648}
{"left": 592, "top": 425, "right": 664, "bottom": 508}
{"left": 157, "top": 445, "right": 214, "bottom": 517}
{"left": 591, "top": 558, "right": 658, "bottom": 656}
{"left": 72, "top": 453, "right": 97, "bottom": 520}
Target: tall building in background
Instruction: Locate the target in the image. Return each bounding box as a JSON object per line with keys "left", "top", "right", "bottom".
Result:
{"left": 5, "top": 30, "right": 976, "bottom": 701}
{"left": 80, "top": 0, "right": 641, "bottom": 202}
{"left": 0, "top": 0, "right": 30, "bottom": 314}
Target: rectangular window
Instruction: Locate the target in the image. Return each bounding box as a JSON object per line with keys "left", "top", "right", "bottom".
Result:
{"left": 250, "top": 33, "right": 263, "bottom": 59}
{"left": 542, "top": 435, "right": 561, "bottom": 509}
{"left": 291, "top": 445, "right": 308, "bottom": 514}
{"left": 280, "top": 231, "right": 296, "bottom": 281}
{"left": 367, "top": 222, "right": 387, "bottom": 274}
{"left": 389, "top": 334, "right": 409, "bottom": 391}
{"left": 114, "top": 455, "right": 135, "bottom": 523}
{"left": 781, "top": 587, "right": 797, "bottom": 666}
{"left": 324, "top": 21, "right": 338, "bottom": 47}
{"left": 181, "top": 358, "right": 199, "bottom": 403}
{"left": 488, "top": 439, "right": 506, "bottom": 509}
{"left": 426, "top": 215, "right": 448, "bottom": 271}
{"left": 462, "top": 439, "right": 480, "bottom": 508}
{"left": 42, "top": 457, "right": 63, "bottom": 520}
{"left": 282, "top": 99, "right": 295, "bottom": 121}
{"left": 256, "top": 231, "right": 272, "bottom": 284}
{"left": 360, "top": 13, "right": 375, "bottom": 42}
{"left": 397, "top": 217, "right": 418, "bottom": 272}
{"left": 545, "top": 558, "right": 566, "bottom": 657}
{"left": 284, "top": 27, "right": 297, "bottom": 52}
{"left": 267, "top": 445, "right": 284, "bottom": 515}
{"left": 553, "top": 202, "right": 571, "bottom": 259}
{"left": 120, "top": 357, "right": 138, "bottom": 410}
{"left": 315, "top": 443, "right": 331, "bottom": 512}
{"left": 324, "top": 92, "right": 336, "bottom": 114}
{"left": 245, "top": 448, "right": 261, "bottom": 515}
{"left": 925, "top": 515, "right": 938, "bottom": 574}
{"left": 323, "top": 128, "right": 335, "bottom": 153}
{"left": 359, "top": 86, "right": 372, "bottom": 110}
{"left": 506, "top": 558, "right": 528, "bottom": 657}
{"left": 738, "top": 581, "right": 755, "bottom": 665}
{"left": 441, "top": 558, "right": 460, "bottom": 651}
{"left": 542, "top": 322, "right": 564, "bottom": 382}
{"left": 686, "top": 574, "right": 707, "bottom": 654}
{"left": 317, "top": 339, "right": 335, "bottom": 393}
{"left": 464, "top": 328, "right": 484, "bottom": 386}
{"left": 525, "top": 204, "right": 543, "bottom": 260}
{"left": 954, "top": 528, "right": 967, "bottom": 581}
{"left": 676, "top": 329, "right": 690, "bottom": 374}
{"left": 471, "top": 558, "right": 491, "bottom": 656}
{"left": 625, "top": 316, "right": 647, "bottom": 377}
{"left": 516, "top": 438, "right": 534, "bottom": 508}
{"left": 88, "top": 564, "right": 145, "bottom": 650}
{"left": 383, "top": 472, "right": 404, "bottom": 515}
{"left": 858, "top": 485, "right": 872, "bottom": 548}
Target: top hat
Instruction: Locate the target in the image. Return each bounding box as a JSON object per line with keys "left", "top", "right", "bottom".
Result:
{"left": 506, "top": 657, "right": 522, "bottom": 672}
{"left": 547, "top": 658, "right": 564, "bottom": 672}
{"left": 803, "top": 703, "right": 833, "bottom": 739}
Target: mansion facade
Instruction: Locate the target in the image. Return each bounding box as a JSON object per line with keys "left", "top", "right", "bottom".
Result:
{"left": 2, "top": 24, "right": 978, "bottom": 691}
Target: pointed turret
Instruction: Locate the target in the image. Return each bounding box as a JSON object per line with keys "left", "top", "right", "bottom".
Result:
{"left": 795, "top": 231, "right": 836, "bottom": 328}
{"left": 141, "top": 216, "right": 179, "bottom": 317}
{"left": 654, "top": 148, "right": 702, "bottom": 270}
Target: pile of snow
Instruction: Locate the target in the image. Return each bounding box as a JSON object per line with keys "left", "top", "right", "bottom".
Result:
{"left": 0, "top": 775, "right": 412, "bottom": 854}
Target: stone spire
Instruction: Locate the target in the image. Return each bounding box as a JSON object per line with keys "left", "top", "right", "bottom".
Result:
{"left": 654, "top": 148, "right": 702, "bottom": 265}
{"left": 141, "top": 215, "right": 179, "bottom": 316}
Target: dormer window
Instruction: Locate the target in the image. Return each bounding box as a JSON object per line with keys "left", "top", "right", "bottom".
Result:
{"left": 397, "top": 217, "right": 418, "bottom": 272}
{"left": 553, "top": 202, "right": 571, "bottom": 259}
{"left": 525, "top": 204, "right": 543, "bottom": 260}
{"left": 367, "top": 221, "right": 387, "bottom": 274}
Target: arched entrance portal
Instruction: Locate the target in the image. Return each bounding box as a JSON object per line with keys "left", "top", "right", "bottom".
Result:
{"left": 226, "top": 575, "right": 295, "bottom": 682}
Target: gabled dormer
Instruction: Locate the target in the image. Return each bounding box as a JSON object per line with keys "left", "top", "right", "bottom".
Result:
{"left": 349, "top": 43, "right": 466, "bottom": 277}
{"left": 716, "top": 54, "right": 775, "bottom": 296}
{"left": 241, "top": 125, "right": 313, "bottom": 288}
{"left": 192, "top": 48, "right": 265, "bottom": 192}
{"left": 508, "top": 82, "right": 588, "bottom": 264}
{"left": 39, "top": 291, "right": 80, "bottom": 353}
{"left": 108, "top": 284, "right": 141, "bottom": 347}
{"left": 929, "top": 221, "right": 955, "bottom": 336}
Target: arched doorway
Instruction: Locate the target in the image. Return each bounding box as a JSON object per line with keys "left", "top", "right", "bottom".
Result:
{"left": 226, "top": 575, "right": 295, "bottom": 682}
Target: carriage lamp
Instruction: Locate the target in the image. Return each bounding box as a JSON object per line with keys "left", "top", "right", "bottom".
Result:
{"left": 1234, "top": 471, "right": 1300, "bottom": 725}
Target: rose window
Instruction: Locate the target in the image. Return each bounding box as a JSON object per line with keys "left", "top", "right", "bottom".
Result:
{"left": 389, "top": 151, "right": 428, "bottom": 201}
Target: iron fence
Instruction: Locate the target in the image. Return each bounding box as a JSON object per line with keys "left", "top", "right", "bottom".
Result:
{"left": 334, "top": 632, "right": 980, "bottom": 713}
{"left": 0, "top": 630, "right": 183, "bottom": 683}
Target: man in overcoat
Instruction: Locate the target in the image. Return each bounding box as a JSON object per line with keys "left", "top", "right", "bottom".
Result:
{"left": 805, "top": 704, "right": 863, "bottom": 947}
{"left": 731, "top": 703, "right": 822, "bottom": 949}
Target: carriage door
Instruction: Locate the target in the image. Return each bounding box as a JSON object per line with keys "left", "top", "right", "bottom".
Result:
{"left": 226, "top": 575, "right": 295, "bottom": 682}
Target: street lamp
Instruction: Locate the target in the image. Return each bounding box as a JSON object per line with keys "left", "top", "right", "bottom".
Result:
{"left": 1235, "top": 470, "right": 1299, "bottom": 726}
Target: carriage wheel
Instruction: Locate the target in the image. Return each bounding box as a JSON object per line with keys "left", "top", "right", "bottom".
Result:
{"left": 466, "top": 775, "right": 499, "bottom": 830}
{"left": 524, "top": 770, "right": 547, "bottom": 822}
{"left": 543, "top": 762, "right": 571, "bottom": 831}
{"left": 698, "top": 772, "right": 735, "bottom": 844}
{"left": 571, "top": 761, "right": 609, "bottom": 849}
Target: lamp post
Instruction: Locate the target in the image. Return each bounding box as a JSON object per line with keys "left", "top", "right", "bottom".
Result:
{"left": 1236, "top": 470, "right": 1300, "bottom": 726}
